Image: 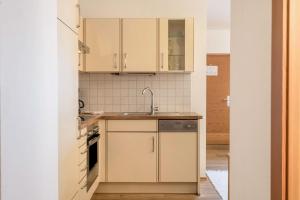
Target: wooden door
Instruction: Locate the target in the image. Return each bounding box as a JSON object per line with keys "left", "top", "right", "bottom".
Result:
{"left": 206, "top": 54, "right": 230, "bottom": 145}
{"left": 58, "top": 21, "right": 79, "bottom": 200}
{"left": 122, "top": 19, "right": 158, "bottom": 72}
{"left": 159, "top": 132, "right": 198, "bottom": 182}
{"left": 85, "top": 19, "right": 120, "bottom": 72}
{"left": 107, "top": 132, "right": 157, "bottom": 182}
{"left": 288, "top": 0, "right": 300, "bottom": 198}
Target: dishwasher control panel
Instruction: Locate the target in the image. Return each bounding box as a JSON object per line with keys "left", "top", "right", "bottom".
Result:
{"left": 158, "top": 120, "right": 198, "bottom": 132}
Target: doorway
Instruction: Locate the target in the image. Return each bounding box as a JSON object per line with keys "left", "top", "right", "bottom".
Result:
{"left": 272, "top": 0, "right": 300, "bottom": 199}
{"left": 206, "top": 54, "right": 230, "bottom": 145}
{"left": 206, "top": 53, "right": 230, "bottom": 200}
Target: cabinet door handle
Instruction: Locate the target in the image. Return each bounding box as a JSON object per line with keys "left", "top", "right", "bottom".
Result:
{"left": 161, "top": 53, "right": 164, "bottom": 69}
{"left": 152, "top": 136, "right": 155, "bottom": 153}
{"left": 78, "top": 51, "right": 81, "bottom": 67}
{"left": 76, "top": 4, "right": 80, "bottom": 28}
{"left": 113, "top": 53, "right": 118, "bottom": 69}
{"left": 123, "top": 53, "right": 127, "bottom": 69}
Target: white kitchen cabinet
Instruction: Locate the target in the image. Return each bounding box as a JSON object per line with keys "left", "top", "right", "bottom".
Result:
{"left": 77, "top": 128, "right": 88, "bottom": 200}
{"left": 78, "top": 17, "right": 85, "bottom": 72}
{"left": 122, "top": 19, "right": 158, "bottom": 72}
{"left": 159, "top": 18, "right": 194, "bottom": 72}
{"left": 159, "top": 132, "right": 198, "bottom": 182}
{"left": 85, "top": 19, "right": 121, "bottom": 72}
{"left": 58, "top": 21, "right": 79, "bottom": 200}
{"left": 107, "top": 132, "right": 157, "bottom": 182}
{"left": 58, "top": 0, "right": 80, "bottom": 33}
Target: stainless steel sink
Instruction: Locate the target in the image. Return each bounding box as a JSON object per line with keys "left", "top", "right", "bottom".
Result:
{"left": 122, "top": 112, "right": 152, "bottom": 116}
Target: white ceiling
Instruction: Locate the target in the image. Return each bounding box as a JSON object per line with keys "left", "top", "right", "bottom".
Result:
{"left": 207, "top": 0, "right": 231, "bottom": 29}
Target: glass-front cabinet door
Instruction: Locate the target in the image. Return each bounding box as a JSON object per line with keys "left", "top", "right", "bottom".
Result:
{"left": 159, "top": 18, "right": 194, "bottom": 72}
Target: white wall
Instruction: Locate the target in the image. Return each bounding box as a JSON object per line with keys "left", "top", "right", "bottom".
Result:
{"left": 0, "top": 0, "right": 59, "bottom": 200}
{"left": 207, "top": 29, "right": 230, "bottom": 53}
{"left": 80, "top": 0, "right": 207, "bottom": 176}
{"left": 230, "top": 0, "right": 271, "bottom": 199}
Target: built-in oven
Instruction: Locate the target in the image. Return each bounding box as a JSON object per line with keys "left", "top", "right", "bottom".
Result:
{"left": 87, "top": 125, "right": 100, "bottom": 191}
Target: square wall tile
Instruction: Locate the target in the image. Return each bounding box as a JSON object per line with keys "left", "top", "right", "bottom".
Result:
{"left": 79, "top": 73, "right": 191, "bottom": 112}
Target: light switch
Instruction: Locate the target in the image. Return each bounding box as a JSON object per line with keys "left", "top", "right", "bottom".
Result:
{"left": 206, "top": 65, "right": 218, "bottom": 76}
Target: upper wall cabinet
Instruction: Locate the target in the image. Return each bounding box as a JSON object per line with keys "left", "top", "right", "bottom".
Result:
{"left": 85, "top": 19, "right": 121, "bottom": 72}
{"left": 58, "top": 0, "right": 80, "bottom": 33}
{"left": 122, "top": 19, "right": 158, "bottom": 72}
{"left": 159, "top": 18, "right": 194, "bottom": 72}
{"left": 83, "top": 18, "right": 194, "bottom": 73}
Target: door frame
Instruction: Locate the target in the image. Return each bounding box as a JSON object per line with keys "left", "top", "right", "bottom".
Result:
{"left": 272, "top": 0, "right": 300, "bottom": 199}
{"left": 271, "top": 0, "right": 288, "bottom": 199}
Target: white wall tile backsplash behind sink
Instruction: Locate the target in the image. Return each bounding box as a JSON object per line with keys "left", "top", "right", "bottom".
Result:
{"left": 79, "top": 73, "right": 191, "bottom": 113}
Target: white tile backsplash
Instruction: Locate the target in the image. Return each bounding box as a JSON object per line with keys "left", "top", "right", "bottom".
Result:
{"left": 79, "top": 73, "right": 191, "bottom": 113}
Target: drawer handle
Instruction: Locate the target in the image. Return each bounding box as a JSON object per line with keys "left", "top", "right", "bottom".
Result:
{"left": 81, "top": 149, "right": 88, "bottom": 154}
{"left": 78, "top": 174, "right": 87, "bottom": 184}
{"left": 80, "top": 166, "right": 87, "bottom": 172}
{"left": 81, "top": 182, "right": 88, "bottom": 190}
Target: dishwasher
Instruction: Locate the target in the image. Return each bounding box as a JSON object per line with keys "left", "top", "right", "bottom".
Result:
{"left": 158, "top": 120, "right": 198, "bottom": 183}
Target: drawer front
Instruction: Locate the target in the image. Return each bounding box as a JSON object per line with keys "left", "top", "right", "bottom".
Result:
{"left": 77, "top": 135, "right": 87, "bottom": 147}
{"left": 79, "top": 160, "right": 87, "bottom": 181}
{"left": 107, "top": 120, "right": 157, "bottom": 132}
{"left": 79, "top": 175, "right": 87, "bottom": 188}
{"left": 78, "top": 146, "right": 87, "bottom": 164}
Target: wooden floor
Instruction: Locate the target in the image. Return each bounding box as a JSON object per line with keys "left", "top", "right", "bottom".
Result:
{"left": 92, "top": 145, "right": 229, "bottom": 200}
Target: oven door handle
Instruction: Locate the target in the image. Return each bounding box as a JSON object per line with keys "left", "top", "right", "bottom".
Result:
{"left": 88, "top": 136, "right": 100, "bottom": 146}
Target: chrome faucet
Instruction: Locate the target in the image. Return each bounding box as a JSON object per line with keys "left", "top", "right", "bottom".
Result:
{"left": 142, "top": 87, "right": 158, "bottom": 115}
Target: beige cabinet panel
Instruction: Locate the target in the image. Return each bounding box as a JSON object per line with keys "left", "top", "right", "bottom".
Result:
{"left": 159, "top": 18, "right": 194, "bottom": 72}
{"left": 107, "top": 120, "right": 157, "bottom": 132}
{"left": 85, "top": 19, "right": 120, "bottom": 72}
{"left": 78, "top": 18, "right": 85, "bottom": 71}
{"left": 184, "top": 18, "right": 194, "bottom": 72}
{"left": 122, "top": 19, "right": 158, "bottom": 72}
{"left": 58, "top": 21, "right": 79, "bottom": 200}
{"left": 159, "top": 132, "right": 197, "bottom": 182}
{"left": 107, "top": 132, "right": 157, "bottom": 182}
{"left": 159, "top": 18, "right": 169, "bottom": 72}
{"left": 98, "top": 120, "right": 106, "bottom": 182}
{"left": 58, "top": 0, "right": 79, "bottom": 33}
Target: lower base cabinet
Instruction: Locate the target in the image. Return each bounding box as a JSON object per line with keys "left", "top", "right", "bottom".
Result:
{"left": 107, "top": 132, "right": 157, "bottom": 182}
{"left": 106, "top": 120, "right": 198, "bottom": 184}
{"left": 159, "top": 132, "right": 198, "bottom": 182}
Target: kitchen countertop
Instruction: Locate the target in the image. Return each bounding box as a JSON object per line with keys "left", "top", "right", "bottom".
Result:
{"left": 79, "top": 112, "right": 203, "bottom": 130}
